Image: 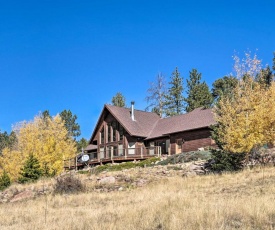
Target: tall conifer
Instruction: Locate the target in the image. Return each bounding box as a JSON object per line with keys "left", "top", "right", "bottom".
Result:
{"left": 164, "top": 67, "right": 184, "bottom": 117}
{"left": 184, "top": 69, "right": 213, "bottom": 112}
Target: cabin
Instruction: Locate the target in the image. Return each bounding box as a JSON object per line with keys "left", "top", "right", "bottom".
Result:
{"left": 74, "top": 102, "right": 216, "bottom": 168}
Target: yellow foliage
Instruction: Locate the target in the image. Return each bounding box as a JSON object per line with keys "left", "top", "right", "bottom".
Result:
{"left": 215, "top": 79, "right": 275, "bottom": 153}
{"left": 0, "top": 114, "right": 76, "bottom": 181}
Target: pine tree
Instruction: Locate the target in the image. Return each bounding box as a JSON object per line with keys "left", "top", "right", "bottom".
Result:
{"left": 0, "top": 131, "right": 17, "bottom": 155}
{"left": 0, "top": 171, "right": 11, "bottom": 191}
{"left": 60, "top": 110, "right": 81, "bottom": 139}
{"left": 164, "top": 67, "right": 184, "bottom": 116}
{"left": 76, "top": 138, "right": 88, "bottom": 152}
{"left": 256, "top": 66, "right": 274, "bottom": 88}
{"left": 18, "top": 153, "right": 42, "bottom": 184}
{"left": 185, "top": 69, "right": 213, "bottom": 112}
{"left": 212, "top": 76, "right": 238, "bottom": 101}
{"left": 111, "top": 92, "right": 126, "bottom": 107}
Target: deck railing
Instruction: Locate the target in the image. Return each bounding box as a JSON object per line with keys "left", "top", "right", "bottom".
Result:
{"left": 64, "top": 146, "right": 161, "bottom": 169}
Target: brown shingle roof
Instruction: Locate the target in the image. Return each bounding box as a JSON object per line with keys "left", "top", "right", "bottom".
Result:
{"left": 85, "top": 144, "right": 97, "bottom": 151}
{"left": 105, "top": 104, "right": 160, "bottom": 137}
{"left": 145, "top": 107, "right": 215, "bottom": 140}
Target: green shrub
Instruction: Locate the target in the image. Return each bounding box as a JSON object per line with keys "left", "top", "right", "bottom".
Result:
{"left": 157, "top": 151, "right": 211, "bottom": 165}
{"left": 210, "top": 149, "right": 245, "bottom": 172}
{"left": 0, "top": 171, "right": 11, "bottom": 191}
{"left": 18, "top": 153, "right": 43, "bottom": 184}
{"left": 54, "top": 174, "right": 85, "bottom": 194}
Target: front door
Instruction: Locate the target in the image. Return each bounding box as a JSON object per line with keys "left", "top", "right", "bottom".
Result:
{"left": 156, "top": 140, "right": 167, "bottom": 155}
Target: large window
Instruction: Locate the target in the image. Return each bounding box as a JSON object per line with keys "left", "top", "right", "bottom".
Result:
{"left": 118, "top": 123, "right": 124, "bottom": 141}
{"left": 113, "top": 145, "right": 118, "bottom": 156}
{"left": 107, "top": 146, "right": 112, "bottom": 158}
{"left": 107, "top": 123, "right": 111, "bottom": 143}
{"left": 100, "top": 128, "right": 104, "bottom": 144}
{"left": 112, "top": 121, "right": 117, "bottom": 142}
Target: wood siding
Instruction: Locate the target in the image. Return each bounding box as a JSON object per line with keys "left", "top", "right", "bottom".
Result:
{"left": 170, "top": 128, "right": 213, "bottom": 154}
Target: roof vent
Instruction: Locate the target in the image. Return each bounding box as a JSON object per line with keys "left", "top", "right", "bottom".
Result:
{"left": 131, "top": 101, "right": 135, "bottom": 121}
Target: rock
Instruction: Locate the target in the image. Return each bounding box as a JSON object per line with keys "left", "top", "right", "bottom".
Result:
{"left": 118, "top": 187, "right": 123, "bottom": 191}
{"left": 194, "top": 169, "right": 205, "bottom": 175}
{"left": 189, "top": 164, "right": 203, "bottom": 171}
{"left": 99, "top": 176, "right": 116, "bottom": 184}
{"left": 10, "top": 190, "right": 35, "bottom": 203}
{"left": 136, "top": 179, "right": 147, "bottom": 187}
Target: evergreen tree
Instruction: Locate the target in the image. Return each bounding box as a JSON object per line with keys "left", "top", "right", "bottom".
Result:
{"left": 0, "top": 130, "right": 17, "bottom": 155}
{"left": 210, "top": 149, "right": 245, "bottom": 172}
{"left": 256, "top": 66, "right": 274, "bottom": 88}
{"left": 184, "top": 69, "right": 213, "bottom": 112}
{"left": 76, "top": 138, "right": 88, "bottom": 152}
{"left": 42, "top": 110, "right": 51, "bottom": 120}
{"left": 164, "top": 67, "right": 184, "bottom": 116}
{"left": 60, "top": 110, "right": 81, "bottom": 139}
{"left": 212, "top": 76, "right": 238, "bottom": 101}
{"left": 111, "top": 92, "right": 126, "bottom": 107}
{"left": 145, "top": 73, "right": 166, "bottom": 117}
{"left": 18, "top": 153, "right": 42, "bottom": 184}
{"left": 0, "top": 171, "right": 11, "bottom": 191}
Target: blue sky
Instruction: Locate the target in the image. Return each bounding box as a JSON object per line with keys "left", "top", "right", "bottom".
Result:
{"left": 1, "top": 0, "right": 274, "bottom": 139}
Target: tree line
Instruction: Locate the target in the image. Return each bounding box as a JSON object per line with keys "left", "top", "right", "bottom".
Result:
{"left": 112, "top": 51, "right": 275, "bottom": 119}
{"left": 112, "top": 67, "right": 214, "bottom": 117}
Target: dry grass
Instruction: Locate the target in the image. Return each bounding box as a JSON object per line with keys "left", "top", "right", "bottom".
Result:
{"left": 1, "top": 167, "right": 275, "bottom": 230}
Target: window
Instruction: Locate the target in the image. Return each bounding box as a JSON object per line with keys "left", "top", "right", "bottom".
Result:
{"left": 112, "top": 122, "right": 117, "bottom": 142}
{"left": 100, "top": 147, "right": 104, "bottom": 159}
{"left": 128, "top": 142, "right": 135, "bottom": 155}
{"left": 118, "top": 144, "right": 123, "bottom": 156}
{"left": 107, "top": 123, "right": 111, "bottom": 143}
{"left": 176, "top": 139, "right": 182, "bottom": 149}
{"left": 113, "top": 145, "right": 118, "bottom": 156}
{"left": 107, "top": 146, "right": 112, "bottom": 158}
{"left": 176, "top": 139, "right": 183, "bottom": 154}
{"left": 100, "top": 128, "right": 104, "bottom": 144}
{"left": 118, "top": 123, "right": 124, "bottom": 141}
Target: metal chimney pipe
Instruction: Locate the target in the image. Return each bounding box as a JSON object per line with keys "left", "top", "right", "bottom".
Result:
{"left": 131, "top": 101, "right": 135, "bottom": 121}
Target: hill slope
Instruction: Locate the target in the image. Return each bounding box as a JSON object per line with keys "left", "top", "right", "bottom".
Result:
{"left": 1, "top": 165, "right": 275, "bottom": 229}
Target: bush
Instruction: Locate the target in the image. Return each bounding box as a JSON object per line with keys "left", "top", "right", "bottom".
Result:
{"left": 157, "top": 151, "right": 211, "bottom": 165}
{"left": 210, "top": 149, "right": 245, "bottom": 172}
{"left": 0, "top": 171, "right": 11, "bottom": 191}
{"left": 18, "top": 154, "right": 43, "bottom": 184}
{"left": 54, "top": 174, "right": 85, "bottom": 194}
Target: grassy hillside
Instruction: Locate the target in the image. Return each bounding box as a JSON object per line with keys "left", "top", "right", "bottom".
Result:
{"left": 1, "top": 166, "right": 275, "bottom": 229}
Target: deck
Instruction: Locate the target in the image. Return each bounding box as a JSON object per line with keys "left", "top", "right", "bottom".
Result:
{"left": 64, "top": 146, "right": 162, "bottom": 170}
